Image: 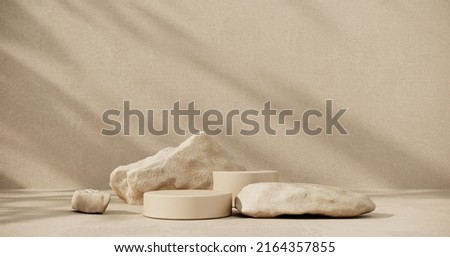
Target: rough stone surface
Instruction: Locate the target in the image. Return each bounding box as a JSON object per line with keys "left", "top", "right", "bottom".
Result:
{"left": 235, "top": 182, "right": 376, "bottom": 218}
{"left": 110, "top": 133, "right": 245, "bottom": 204}
{"left": 71, "top": 189, "right": 111, "bottom": 214}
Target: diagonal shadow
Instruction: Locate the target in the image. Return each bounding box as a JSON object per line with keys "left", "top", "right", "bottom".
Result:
{"left": 120, "top": 1, "right": 449, "bottom": 188}
{"left": 0, "top": 190, "right": 138, "bottom": 226}
{"left": 285, "top": 0, "right": 344, "bottom": 37}
{"left": 0, "top": 1, "right": 75, "bottom": 65}
{"left": 257, "top": 71, "right": 450, "bottom": 188}
{"left": 1, "top": 0, "right": 448, "bottom": 191}
{"left": 0, "top": 50, "right": 151, "bottom": 189}
{"left": 0, "top": 190, "right": 74, "bottom": 225}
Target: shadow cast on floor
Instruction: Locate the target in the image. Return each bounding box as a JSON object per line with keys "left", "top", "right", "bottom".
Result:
{"left": 231, "top": 211, "right": 393, "bottom": 220}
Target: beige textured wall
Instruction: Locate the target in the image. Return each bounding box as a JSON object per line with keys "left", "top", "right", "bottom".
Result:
{"left": 1, "top": 0, "right": 449, "bottom": 190}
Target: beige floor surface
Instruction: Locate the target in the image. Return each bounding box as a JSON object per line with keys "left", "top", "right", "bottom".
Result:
{"left": 1, "top": 189, "right": 449, "bottom": 236}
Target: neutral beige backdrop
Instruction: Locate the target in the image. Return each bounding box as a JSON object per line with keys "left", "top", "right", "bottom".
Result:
{"left": 1, "top": 0, "right": 449, "bottom": 190}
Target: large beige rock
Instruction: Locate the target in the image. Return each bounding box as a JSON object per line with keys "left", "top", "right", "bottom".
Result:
{"left": 236, "top": 182, "right": 376, "bottom": 218}
{"left": 110, "top": 133, "right": 245, "bottom": 204}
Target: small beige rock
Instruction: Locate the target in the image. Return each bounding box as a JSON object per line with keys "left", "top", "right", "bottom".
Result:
{"left": 235, "top": 182, "right": 376, "bottom": 218}
{"left": 110, "top": 132, "right": 245, "bottom": 204}
{"left": 72, "top": 189, "right": 111, "bottom": 214}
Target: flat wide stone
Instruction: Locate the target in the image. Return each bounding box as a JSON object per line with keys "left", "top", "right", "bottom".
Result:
{"left": 235, "top": 182, "right": 376, "bottom": 218}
